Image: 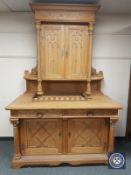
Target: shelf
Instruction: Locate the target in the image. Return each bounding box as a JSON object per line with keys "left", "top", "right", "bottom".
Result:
{"left": 24, "top": 72, "right": 103, "bottom": 81}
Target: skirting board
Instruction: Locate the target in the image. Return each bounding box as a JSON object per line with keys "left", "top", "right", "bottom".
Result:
{"left": 0, "top": 136, "right": 126, "bottom": 141}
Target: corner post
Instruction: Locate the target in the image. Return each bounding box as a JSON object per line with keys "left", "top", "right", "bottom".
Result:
{"left": 36, "top": 21, "right": 44, "bottom": 96}
{"left": 10, "top": 118, "right": 21, "bottom": 160}
{"left": 108, "top": 117, "right": 118, "bottom": 152}
{"left": 85, "top": 22, "right": 94, "bottom": 96}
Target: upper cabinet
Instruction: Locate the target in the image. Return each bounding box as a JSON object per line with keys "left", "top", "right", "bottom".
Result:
{"left": 31, "top": 3, "right": 99, "bottom": 96}
{"left": 41, "top": 24, "right": 89, "bottom": 80}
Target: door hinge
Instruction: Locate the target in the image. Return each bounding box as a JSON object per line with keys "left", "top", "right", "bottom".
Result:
{"left": 104, "top": 142, "right": 108, "bottom": 150}
{"left": 20, "top": 144, "right": 25, "bottom": 151}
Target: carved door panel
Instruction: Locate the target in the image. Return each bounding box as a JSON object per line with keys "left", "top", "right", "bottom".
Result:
{"left": 68, "top": 119, "right": 109, "bottom": 154}
{"left": 41, "top": 24, "right": 65, "bottom": 80}
{"left": 20, "top": 119, "right": 62, "bottom": 155}
{"left": 65, "top": 25, "right": 89, "bottom": 80}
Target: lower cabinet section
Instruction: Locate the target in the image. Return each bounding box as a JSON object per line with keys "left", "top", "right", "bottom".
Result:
{"left": 20, "top": 118, "right": 109, "bottom": 156}
{"left": 11, "top": 114, "right": 119, "bottom": 168}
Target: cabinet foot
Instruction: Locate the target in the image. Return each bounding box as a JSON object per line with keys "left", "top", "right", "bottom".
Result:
{"left": 11, "top": 154, "right": 108, "bottom": 169}
{"left": 11, "top": 161, "right": 23, "bottom": 169}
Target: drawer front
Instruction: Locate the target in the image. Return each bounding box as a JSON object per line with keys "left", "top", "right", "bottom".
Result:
{"left": 18, "top": 110, "right": 62, "bottom": 119}
{"left": 17, "top": 109, "right": 117, "bottom": 119}
{"left": 63, "top": 109, "right": 117, "bottom": 118}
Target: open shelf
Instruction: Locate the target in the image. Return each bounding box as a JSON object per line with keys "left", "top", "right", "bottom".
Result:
{"left": 24, "top": 71, "right": 104, "bottom": 82}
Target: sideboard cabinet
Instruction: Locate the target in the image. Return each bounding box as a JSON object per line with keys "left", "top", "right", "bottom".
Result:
{"left": 6, "top": 3, "right": 122, "bottom": 168}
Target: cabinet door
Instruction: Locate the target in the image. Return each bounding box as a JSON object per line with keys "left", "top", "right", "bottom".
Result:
{"left": 65, "top": 25, "right": 89, "bottom": 80}
{"left": 68, "top": 119, "right": 109, "bottom": 154}
{"left": 20, "top": 119, "right": 62, "bottom": 155}
{"left": 41, "top": 25, "right": 65, "bottom": 80}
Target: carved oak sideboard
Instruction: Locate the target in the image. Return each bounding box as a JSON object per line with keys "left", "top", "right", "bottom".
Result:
{"left": 6, "top": 3, "right": 122, "bottom": 168}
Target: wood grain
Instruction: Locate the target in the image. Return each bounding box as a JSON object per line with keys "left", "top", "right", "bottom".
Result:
{"left": 11, "top": 154, "right": 107, "bottom": 168}
{"left": 6, "top": 93, "right": 122, "bottom": 110}
{"left": 6, "top": 3, "right": 122, "bottom": 168}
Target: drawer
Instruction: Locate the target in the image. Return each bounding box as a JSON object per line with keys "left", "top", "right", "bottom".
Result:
{"left": 14, "top": 109, "right": 117, "bottom": 119}
{"left": 18, "top": 110, "right": 62, "bottom": 119}
{"left": 63, "top": 109, "right": 117, "bottom": 118}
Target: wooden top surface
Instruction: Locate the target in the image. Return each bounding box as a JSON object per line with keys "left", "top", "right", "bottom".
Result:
{"left": 6, "top": 93, "right": 122, "bottom": 110}
{"left": 30, "top": 3, "right": 99, "bottom": 12}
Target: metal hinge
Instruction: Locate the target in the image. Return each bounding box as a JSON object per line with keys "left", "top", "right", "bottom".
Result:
{"left": 104, "top": 142, "right": 108, "bottom": 150}
{"left": 20, "top": 144, "right": 25, "bottom": 151}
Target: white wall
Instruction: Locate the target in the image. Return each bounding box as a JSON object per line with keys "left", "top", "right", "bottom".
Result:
{"left": 0, "top": 12, "right": 130, "bottom": 136}
{"left": 93, "top": 14, "right": 131, "bottom": 136}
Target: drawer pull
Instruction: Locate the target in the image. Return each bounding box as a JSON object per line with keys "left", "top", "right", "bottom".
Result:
{"left": 86, "top": 112, "right": 94, "bottom": 117}
{"left": 36, "top": 112, "right": 44, "bottom": 118}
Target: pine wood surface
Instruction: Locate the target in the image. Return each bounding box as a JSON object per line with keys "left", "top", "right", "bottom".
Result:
{"left": 11, "top": 154, "right": 108, "bottom": 168}
{"left": 6, "top": 3, "right": 122, "bottom": 168}
{"left": 6, "top": 93, "right": 122, "bottom": 110}
{"left": 31, "top": 3, "right": 99, "bottom": 23}
{"left": 40, "top": 24, "right": 89, "bottom": 80}
{"left": 31, "top": 3, "right": 99, "bottom": 96}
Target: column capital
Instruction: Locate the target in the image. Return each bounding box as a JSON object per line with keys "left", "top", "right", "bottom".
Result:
{"left": 88, "top": 22, "right": 95, "bottom": 35}
{"left": 35, "top": 21, "right": 41, "bottom": 30}
{"left": 110, "top": 117, "right": 118, "bottom": 127}
{"left": 10, "top": 118, "right": 19, "bottom": 127}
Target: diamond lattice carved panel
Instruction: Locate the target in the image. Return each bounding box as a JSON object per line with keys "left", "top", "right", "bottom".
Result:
{"left": 21, "top": 119, "right": 62, "bottom": 155}
{"left": 68, "top": 119, "right": 109, "bottom": 154}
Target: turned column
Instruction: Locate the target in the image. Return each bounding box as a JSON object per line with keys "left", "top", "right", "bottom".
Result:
{"left": 85, "top": 22, "right": 94, "bottom": 96}
{"left": 108, "top": 117, "right": 118, "bottom": 152}
{"left": 10, "top": 118, "right": 21, "bottom": 160}
{"left": 36, "top": 21, "right": 44, "bottom": 96}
